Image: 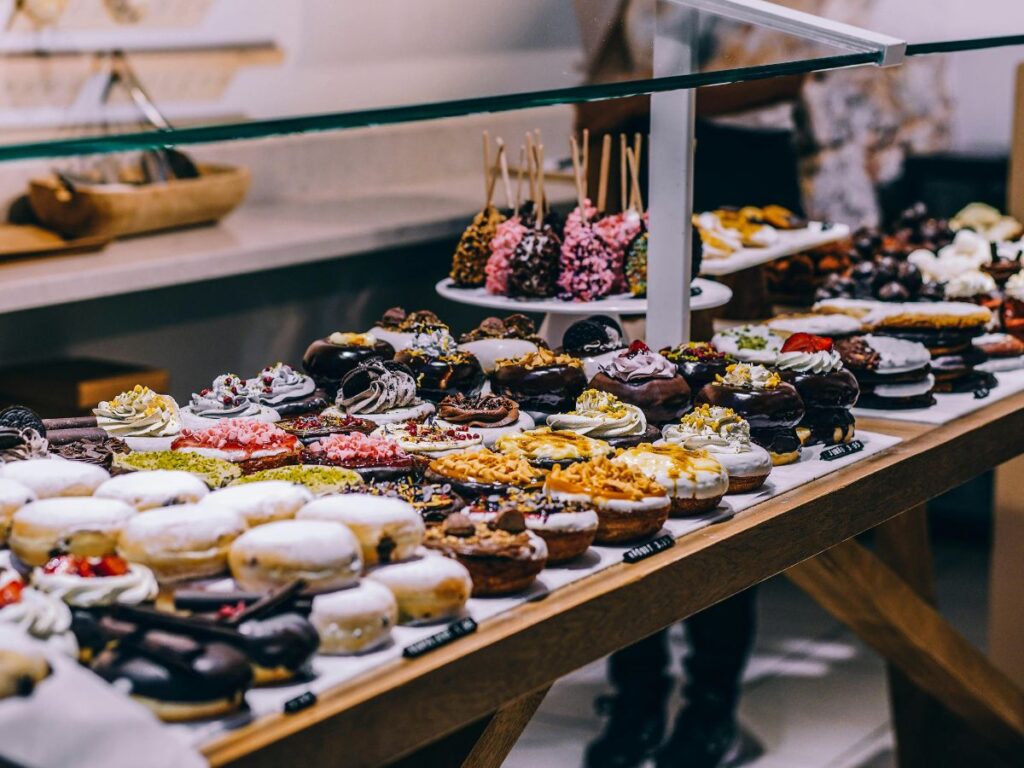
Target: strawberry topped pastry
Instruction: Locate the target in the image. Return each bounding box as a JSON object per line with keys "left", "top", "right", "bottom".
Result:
{"left": 171, "top": 419, "right": 302, "bottom": 474}
{"left": 372, "top": 420, "right": 482, "bottom": 459}
{"left": 0, "top": 560, "right": 76, "bottom": 656}
{"left": 32, "top": 553, "right": 157, "bottom": 609}
{"left": 302, "top": 432, "right": 422, "bottom": 483}
{"left": 588, "top": 341, "right": 692, "bottom": 426}
{"left": 775, "top": 333, "right": 859, "bottom": 446}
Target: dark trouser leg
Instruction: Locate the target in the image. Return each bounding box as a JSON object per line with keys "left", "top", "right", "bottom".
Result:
{"left": 682, "top": 587, "right": 758, "bottom": 716}
{"left": 609, "top": 628, "right": 672, "bottom": 694}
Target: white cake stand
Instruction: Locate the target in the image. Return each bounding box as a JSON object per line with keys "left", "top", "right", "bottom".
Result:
{"left": 435, "top": 277, "right": 732, "bottom": 344}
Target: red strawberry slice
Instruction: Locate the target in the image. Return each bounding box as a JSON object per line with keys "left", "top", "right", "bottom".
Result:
{"left": 781, "top": 332, "right": 833, "bottom": 354}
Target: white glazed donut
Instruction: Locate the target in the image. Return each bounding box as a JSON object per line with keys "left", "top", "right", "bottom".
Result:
{"left": 310, "top": 581, "right": 398, "bottom": 655}
{"left": 365, "top": 552, "right": 472, "bottom": 624}
{"left": 296, "top": 494, "right": 424, "bottom": 566}
{"left": 118, "top": 504, "right": 248, "bottom": 583}
{"left": 228, "top": 520, "right": 362, "bottom": 594}
{"left": 93, "top": 470, "right": 209, "bottom": 511}
{"left": 201, "top": 481, "right": 313, "bottom": 527}
{"left": 10, "top": 497, "right": 136, "bottom": 566}
{"left": 0, "top": 479, "right": 37, "bottom": 547}
{"left": 0, "top": 459, "right": 109, "bottom": 499}
{"left": 612, "top": 448, "right": 729, "bottom": 515}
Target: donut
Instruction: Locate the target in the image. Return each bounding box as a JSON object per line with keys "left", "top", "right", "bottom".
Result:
{"left": 612, "top": 445, "right": 729, "bottom": 516}
{"left": 10, "top": 497, "right": 137, "bottom": 567}
{"left": 296, "top": 494, "right": 424, "bottom": 567}
{"left": 0, "top": 459, "right": 109, "bottom": 499}
{"left": 93, "top": 470, "right": 209, "bottom": 511}
{"left": 117, "top": 504, "right": 247, "bottom": 583}
{"left": 0, "top": 479, "right": 36, "bottom": 547}
{"left": 310, "top": 581, "right": 398, "bottom": 655}
{"left": 228, "top": 520, "right": 362, "bottom": 594}
{"left": 202, "top": 481, "right": 313, "bottom": 527}
{"left": 365, "top": 553, "right": 472, "bottom": 624}
{"left": 0, "top": 630, "right": 51, "bottom": 700}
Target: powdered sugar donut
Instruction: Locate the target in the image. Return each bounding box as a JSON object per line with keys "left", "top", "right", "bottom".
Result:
{"left": 365, "top": 553, "right": 471, "bottom": 624}
{"left": 0, "top": 479, "right": 36, "bottom": 547}
{"left": 94, "top": 471, "right": 209, "bottom": 511}
{"left": 310, "top": 581, "right": 398, "bottom": 655}
{"left": 297, "top": 494, "right": 424, "bottom": 566}
{"left": 228, "top": 520, "right": 362, "bottom": 594}
{"left": 202, "top": 481, "right": 313, "bottom": 527}
{"left": 117, "top": 504, "right": 247, "bottom": 583}
{"left": 0, "top": 459, "right": 109, "bottom": 499}
{"left": 10, "top": 497, "right": 136, "bottom": 566}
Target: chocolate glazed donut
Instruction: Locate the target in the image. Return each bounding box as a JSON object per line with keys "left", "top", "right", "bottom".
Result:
{"left": 394, "top": 353, "right": 486, "bottom": 403}
{"left": 780, "top": 369, "right": 859, "bottom": 409}
{"left": 302, "top": 339, "right": 396, "bottom": 397}
{"left": 588, "top": 372, "right": 691, "bottom": 426}
{"left": 676, "top": 358, "right": 732, "bottom": 392}
{"left": 696, "top": 382, "right": 805, "bottom": 455}
{"left": 491, "top": 365, "right": 587, "bottom": 415}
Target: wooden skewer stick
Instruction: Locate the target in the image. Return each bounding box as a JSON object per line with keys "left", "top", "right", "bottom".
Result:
{"left": 620, "top": 133, "right": 629, "bottom": 213}
{"left": 485, "top": 142, "right": 505, "bottom": 209}
{"left": 582, "top": 128, "right": 590, "bottom": 201}
{"left": 633, "top": 132, "right": 643, "bottom": 170}
{"left": 482, "top": 130, "right": 491, "bottom": 205}
{"left": 514, "top": 145, "right": 526, "bottom": 218}
{"left": 569, "top": 134, "right": 586, "bottom": 214}
{"left": 535, "top": 143, "right": 547, "bottom": 230}
{"left": 525, "top": 133, "right": 537, "bottom": 208}
{"left": 626, "top": 146, "right": 644, "bottom": 214}
{"left": 597, "top": 134, "right": 612, "bottom": 214}
{"left": 497, "top": 139, "right": 513, "bottom": 211}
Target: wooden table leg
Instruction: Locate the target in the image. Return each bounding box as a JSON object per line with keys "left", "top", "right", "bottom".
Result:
{"left": 786, "top": 538, "right": 1024, "bottom": 765}
{"left": 387, "top": 684, "right": 551, "bottom": 768}
{"left": 990, "top": 456, "right": 1024, "bottom": 688}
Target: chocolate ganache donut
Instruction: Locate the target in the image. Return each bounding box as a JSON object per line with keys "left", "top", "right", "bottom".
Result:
{"left": 587, "top": 341, "right": 691, "bottom": 426}
{"left": 695, "top": 363, "right": 805, "bottom": 465}
{"left": 775, "top": 333, "right": 858, "bottom": 446}
{"left": 490, "top": 348, "right": 588, "bottom": 416}
{"left": 393, "top": 325, "right": 485, "bottom": 403}
{"left": 661, "top": 342, "right": 736, "bottom": 392}
{"left": 302, "top": 332, "right": 395, "bottom": 398}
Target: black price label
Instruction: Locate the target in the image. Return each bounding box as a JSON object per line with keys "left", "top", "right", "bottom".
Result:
{"left": 690, "top": 285, "right": 703, "bottom": 297}
{"left": 820, "top": 440, "right": 864, "bottom": 461}
{"left": 974, "top": 385, "right": 991, "bottom": 399}
{"left": 283, "top": 690, "right": 317, "bottom": 714}
{"left": 623, "top": 534, "right": 675, "bottom": 563}
{"left": 403, "top": 617, "right": 478, "bottom": 659}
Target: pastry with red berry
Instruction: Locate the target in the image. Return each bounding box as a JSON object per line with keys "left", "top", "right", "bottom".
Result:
{"left": 0, "top": 560, "right": 76, "bottom": 656}
{"left": 588, "top": 341, "right": 692, "bottom": 426}
{"left": 775, "top": 333, "right": 859, "bottom": 446}
{"left": 303, "top": 332, "right": 396, "bottom": 398}
{"left": 275, "top": 412, "right": 376, "bottom": 444}
{"left": 171, "top": 419, "right": 302, "bottom": 475}
{"left": 371, "top": 420, "right": 482, "bottom": 459}
{"left": 32, "top": 553, "right": 157, "bottom": 608}
{"left": 435, "top": 393, "right": 534, "bottom": 448}
{"left": 301, "top": 432, "right": 424, "bottom": 482}
{"left": 10, "top": 497, "right": 137, "bottom": 567}
{"left": 246, "top": 363, "right": 326, "bottom": 417}
{"left": 179, "top": 374, "right": 279, "bottom": 430}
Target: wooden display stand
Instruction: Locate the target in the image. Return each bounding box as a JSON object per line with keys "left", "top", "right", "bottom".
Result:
{"left": 194, "top": 396, "right": 1024, "bottom": 768}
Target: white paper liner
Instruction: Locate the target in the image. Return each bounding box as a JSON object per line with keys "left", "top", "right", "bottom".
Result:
{"left": 174, "top": 429, "right": 901, "bottom": 748}
{"left": 853, "top": 367, "right": 1024, "bottom": 425}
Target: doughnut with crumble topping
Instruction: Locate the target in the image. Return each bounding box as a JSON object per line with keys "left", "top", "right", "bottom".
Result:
{"left": 612, "top": 444, "right": 728, "bottom": 516}
{"left": 425, "top": 449, "right": 547, "bottom": 497}
{"left": 301, "top": 432, "right": 423, "bottom": 482}
{"left": 493, "top": 427, "right": 612, "bottom": 469}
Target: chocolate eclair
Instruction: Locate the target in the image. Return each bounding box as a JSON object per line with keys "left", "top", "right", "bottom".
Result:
{"left": 303, "top": 332, "right": 395, "bottom": 397}
{"left": 491, "top": 348, "right": 588, "bottom": 416}
{"left": 695, "top": 363, "right": 805, "bottom": 465}
{"left": 588, "top": 341, "right": 691, "bottom": 426}
{"left": 393, "top": 325, "right": 486, "bottom": 403}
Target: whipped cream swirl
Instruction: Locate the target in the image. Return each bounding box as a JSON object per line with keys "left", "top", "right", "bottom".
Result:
{"left": 776, "top": 349, "right": 844, "bottom": 374}
{"left": 248, "top": 363, "right": 316, "bottom": 406}
{"left": 944, "top": 270, "right": 996, "bottom": 299}
{"left": 662, "top": 405, "right": 752, "bottom": 454}
{"left": 718, "top": 364, "right": 781, "bottom": 390}
{"left": 601, "top": 349, "right": 676, "bottom": 381}
{"left": 339, "top": 361, "right": 419, "bottom": 414}
{"left": 95, "top": 385, "right": 181, "bottom": 438}
{"left": 547, "top": 390, "right": 646, "bottom": 438}
{"left": 31, "top": 564, "right": 158, "bottom": 608}
{"left": 0, "top": 567, "right": 75, "bottom": 654}
{"left": 1006, "top": 272, "right": 1024, "bottom": 302}
{"left": 191, "top": 374, "right": 262, "bottom": 419}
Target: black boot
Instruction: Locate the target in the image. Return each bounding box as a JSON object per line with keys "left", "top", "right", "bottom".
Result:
{"left": 654, "top": 692, "right": 760, "bottom": 768}
{"left": 584, "top": 681, "right": 671, "bottom": 768}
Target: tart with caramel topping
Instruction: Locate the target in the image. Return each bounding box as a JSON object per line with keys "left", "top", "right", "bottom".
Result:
{"left": 426, "top": 449, "right": 546, "bottom": 497}
{"left": 612, "top": 443, "right": 728, "bottom": 516}
{"left": 544, "top": 456, "right": 670, "bottom": 544}
{"left": 493, "top": 427, "right": 612, "bottom": 469}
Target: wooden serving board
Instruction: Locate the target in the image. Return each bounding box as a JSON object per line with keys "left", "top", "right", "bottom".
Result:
{"left": 0, "top": 223, "right": 109, "bottom": 259}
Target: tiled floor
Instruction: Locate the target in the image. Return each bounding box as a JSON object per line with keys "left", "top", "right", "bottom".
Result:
{"left": 505, "top": 535, "right": 991, "bottom": 768}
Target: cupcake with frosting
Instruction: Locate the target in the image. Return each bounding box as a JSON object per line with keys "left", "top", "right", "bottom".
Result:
{"left": 179, "top": 373, "right": 279, "bottom": 429}
{"left": 660, "top": 404, "right": 772, "bottom": 493}
{"left": 94, "top": 385, "right": 181, "bottom": 451}
{"left": 587, "top": 341, "right": 691, "bottom": 426}
{"left": 327, "top": 359, "right": 435, "bottom": 425}
{"left": 247, "top": 363, "right": 325, "bottom": 417}
{"left": 775, "top": 334, "right": 858, "bottom": 447}
{"left": 394, "top": 324, "right": 486, "bottom": 403}
{"left": 435, "top": 393, "right": 533, "bottom": 447}
{"left": 546, "top": 389, "right": 658, "bottom": 448}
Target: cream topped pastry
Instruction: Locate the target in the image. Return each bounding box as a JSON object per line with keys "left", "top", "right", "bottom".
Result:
{"left": 612, "top": 444, "right": 729, "bottom": 515}
{"left": 181, "top": 373, "right": 277, "bottom": 429}
{"left": 1006, "top": 271, "right": 1024, "bottom": 302}
{"left": 711, "top": 325, "right": 783, "bottom": 365}
{"left": 588, "top": 341, "right": 692, "bottom": 426}
{"left": 94, "top": 385, "right": 181, "bottom": 447}
{"left": 0, "top": 564, "right": 76, "bottom": 657}
{"left": 775, "top": 345, "right": 844, "bottom": 374}
{"left": 944, "top": 270, "right": 997, "bottom": 300}
{"left": 246, "top": 363, "right": 320, "bottom": 415}
{"left": 546, "top": 389, "right": 651, "bottom": 447}
{"left": 494, "top": 427, "right": 612, "bottom": 468}
{"left": 660, "top": 405, "right": 772, "bottom": 494}
{"left": 330, "top": 359, "right": 435, "bottom": 425}
{"left": 32, "top": 554, "right": 157, "bottom": 608}
{"left": 170, "top": 419, "right": 301, "bottom": 473}
{"left": 0, "top": 427, "right": 48, "bottom": 464}
{"left": 599, "top": 346, "right": 677, "bottom": 381}
{"left": 372, "top": 420, "right": 482, "bottom": 458}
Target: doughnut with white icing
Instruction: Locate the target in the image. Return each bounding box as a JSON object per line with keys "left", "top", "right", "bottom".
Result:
{"left": 310, "top": 581, "right": 398, "bottom": 654}
{"left": 0, "top": 459, "right": 109, "bottom": 499}
{"left": 296, "top": 494, "right": 424, "bottom": 566}
{"left": 202, "top": 481, "right": 313, "bottom": 527}
{"left": 10, "top": 497, "right": 137, "bottom": 566}
{"left": 365, "top": 553, "right": 471, "bottom": 624}
{"left": 94, "top": 470, "right": 209, "bottom": 511}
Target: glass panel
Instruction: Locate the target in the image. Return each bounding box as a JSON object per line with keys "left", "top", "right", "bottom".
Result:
{"left": 0, "top": 0, "right": 880, "bottom": 160}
